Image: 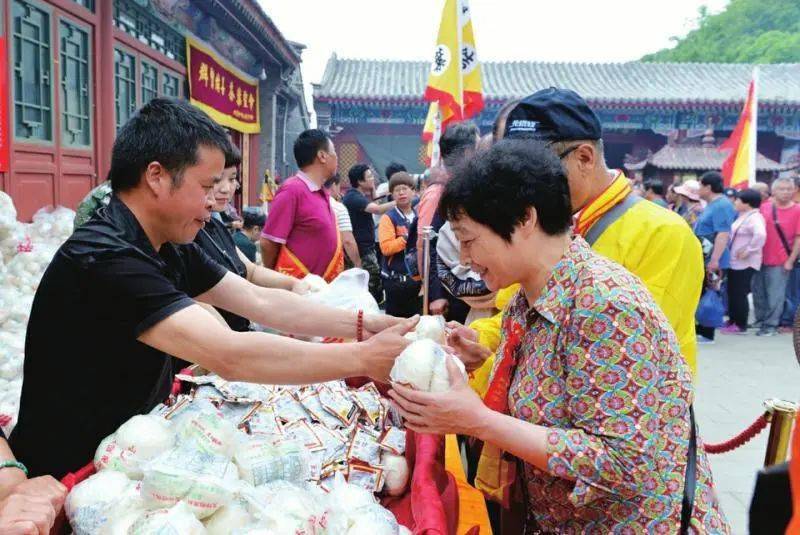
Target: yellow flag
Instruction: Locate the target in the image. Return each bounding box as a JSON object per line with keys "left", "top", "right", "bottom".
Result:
{"left": 423, "top": 102, "right": 442, "bottom": 166}
{"left": 422, "top": 101, "right": 439, "bottom": 142}
{"left": 424, "top": 0, "right": 484, "bottom": 126}
{"left": 460, "top": 0, "right": 484, "bottom": 119}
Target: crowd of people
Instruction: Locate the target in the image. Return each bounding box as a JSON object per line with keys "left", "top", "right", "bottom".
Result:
{"left": 3, "top": 86, "right": 800, "bottom": 534}
{"left": 635, "top": 171, "right": 800, "bottom": 342}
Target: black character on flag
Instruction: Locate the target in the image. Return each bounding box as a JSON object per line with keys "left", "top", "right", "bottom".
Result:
{"left": 433, "top": 46, "right": 448, "bottom": 74}
{"left": 462, "top": 47, "right": 475, "bottom": 71}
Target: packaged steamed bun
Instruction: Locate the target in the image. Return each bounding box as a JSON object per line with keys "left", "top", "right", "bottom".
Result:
{"left": 141, "top": 445, "right": 239, "bottom": 519}
{"left": 390, "top": 339, "right": 467, "bottom": 392}
{"left": 94, "top": 414, "right": 175, "bottom": 479}
{"left": 66, "top": 471, "right": 142, "bottom": 535}
{"left": 127, "top": 501, "right": 206, "bottom": 534}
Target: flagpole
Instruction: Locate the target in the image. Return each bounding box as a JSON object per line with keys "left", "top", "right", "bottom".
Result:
{"left": 456, "top": 0, "right": 464, "bottom": 119}
{"left": 749, "top": 66, "right": 759, "bottom": 187}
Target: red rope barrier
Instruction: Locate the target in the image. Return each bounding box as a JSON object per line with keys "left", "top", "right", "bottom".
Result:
{"left": 703, "top": 412, "right": 770, "bottom": 454}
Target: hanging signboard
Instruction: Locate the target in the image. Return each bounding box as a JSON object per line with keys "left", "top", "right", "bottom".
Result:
{"left": 186, "top": 36, "right": 260, "bottom": 134}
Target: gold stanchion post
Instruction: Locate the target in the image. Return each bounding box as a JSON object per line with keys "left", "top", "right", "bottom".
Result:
{"left": 763, "top": 398, "right": 797, "bottom": 467}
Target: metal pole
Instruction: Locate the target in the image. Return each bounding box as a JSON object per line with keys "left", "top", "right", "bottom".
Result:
{"left": 763, "top": 399, "right": 797, "bottom": 467}
{"left": 421, "top": 226, "right": 433, "bottom": 315}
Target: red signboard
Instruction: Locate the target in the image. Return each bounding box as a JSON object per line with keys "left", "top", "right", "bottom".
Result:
{"left": 186, "top": 36, "right": 260, "bottom": 134}
{"left": 0, "top": 37, "right": 10, "bottom": 172}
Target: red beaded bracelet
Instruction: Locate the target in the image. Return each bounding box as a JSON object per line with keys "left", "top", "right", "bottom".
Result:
{"left": 356, "top": 310, "right": 364, "bottom": 342}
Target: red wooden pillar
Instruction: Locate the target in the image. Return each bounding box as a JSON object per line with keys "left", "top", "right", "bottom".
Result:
{"left": 95, "top": 0, "right": 115, "bottom": 185}
{"left": 248, "top": 133, "right": 260, "bottom": 207}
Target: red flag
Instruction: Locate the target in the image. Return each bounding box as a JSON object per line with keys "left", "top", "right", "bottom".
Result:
{"left": 720, "top": 69, "right": 758, "bottom": 190}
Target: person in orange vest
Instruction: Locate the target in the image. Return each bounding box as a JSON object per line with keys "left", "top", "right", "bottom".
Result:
{"left": 260, "top": 129, "right": 344, "bottom": 282}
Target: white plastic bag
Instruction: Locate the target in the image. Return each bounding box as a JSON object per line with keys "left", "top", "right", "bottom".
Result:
{"left": 306, "top": 269, "right": 380, "bottom": 314}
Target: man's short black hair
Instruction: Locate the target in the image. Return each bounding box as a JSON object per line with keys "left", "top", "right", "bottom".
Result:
{"left": 440, "top": 139, "right": 572, "bottom": 241}
{"left": 440, "top": 121, "right": 479, "bottom": 168}
{"left": 348, "top": 164, "right": 370, "bottom": 189}
{"left": 737, "top": 188, "right": 763, "bottom": 209}
{"left": 293, "top": 129, "right": 332, "bottom": 168}
{"left": 645, "top": 179, "right": 664, "bottom": 196}
{"left": 385, "top": 162, "right": 407, "bottom": 181}
{"left": 225, "top": 144, "right": 242, "bottom": 168}
{"left": 242, "top": 208, "right": 266, "bottom": 230}
{"left": 109, "top": 98, "right": 232, "bottom": 192}
{"left": 700, "top": 171, "right": 725, "bottom": 193}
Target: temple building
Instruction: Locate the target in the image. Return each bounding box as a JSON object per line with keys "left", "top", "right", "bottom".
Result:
{"left": 313, "top": 55, "right": 800, "bottom": 180}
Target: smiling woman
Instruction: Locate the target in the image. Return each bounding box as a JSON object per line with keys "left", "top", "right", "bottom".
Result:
{"left": 390, "top": 139, "right": 731, "bottom": 534}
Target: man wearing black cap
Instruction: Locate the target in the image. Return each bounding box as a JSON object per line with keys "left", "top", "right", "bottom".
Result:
{"left": 465, "top": 88, "right": 704, "bottom": 375}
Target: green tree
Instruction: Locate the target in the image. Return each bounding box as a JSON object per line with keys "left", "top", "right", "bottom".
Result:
{"left": 643, "top": 0, "right": 800, "bottom": 63}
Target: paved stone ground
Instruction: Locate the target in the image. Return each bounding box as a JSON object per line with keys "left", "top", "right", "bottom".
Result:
{"left": 695, "top": 331, "right": 799, "bottom": 534}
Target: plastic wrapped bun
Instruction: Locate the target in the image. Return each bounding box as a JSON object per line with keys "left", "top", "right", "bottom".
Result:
{"left": 242, "top": 480, "right": 323, "bottom": 534}
{"left": 94, "top": 415, "right": 175, "bottom": 479}
{"left": 234, "top": 435, "right": 311, "bottom": 486}
{"left": 325, "top": 472, "right": 377, "bottom": 511}
{"left": 97, "top": 509, "right": 142, "bottom": 535}
{"left": 414, "top": 315, "right": 446, "bottom": 344}
{"left": 65, "top": 471, "right": 133, "bottom": 535}
{"left": 116, "top": 414, "right": 175, "bottom": 461}
{"left": 128, "top": 501, "right": 206, "bottom": 535}
{"left": 326, "top": 503, "right": 400, "bottom": 535}
{"left": 381, "top": 453, "right": 410, "bottom": 497}
{"left": 176, "top": 403, "right": 241, "bottom": 459}
{"left": 398, "top": 525, "right": 413, "bottom": 535}
{"left": 141, "top": 446, "right": 238, "bottom": 519}
{"left": 390, "top": 339, "right": 443, "bottom": 391}
{"left": 429, "top": 353, "right": 467, "bottom": 393}
{"left": 203, "top": 495, "right": 254, "bottom": 535}
{"left": 390, "top": 339, "right": 466, "bottom": 392}
{"left": 93, "top": 435, "right": 141, "bottom": 478}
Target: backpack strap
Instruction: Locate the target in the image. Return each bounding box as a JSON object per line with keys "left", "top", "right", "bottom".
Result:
{"left": 584, "top": 194, "right": 643, "bottom": 245}
{"left": 681, "top": 405, "right": 698, "bottom": 534}
{"left": 772, "top": 203, "right": 793, "bottom": 257}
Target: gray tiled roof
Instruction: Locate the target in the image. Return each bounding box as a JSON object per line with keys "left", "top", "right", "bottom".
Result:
{"left": 314, "top": 55, "right": 800, "bottom": 106}
{"left": 648, "top": 144, "right": 786, "bottom": 171}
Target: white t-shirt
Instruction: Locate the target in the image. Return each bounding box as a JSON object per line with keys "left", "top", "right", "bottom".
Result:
{"left": 330, "top": 198, "right": 352, "bottom": 233}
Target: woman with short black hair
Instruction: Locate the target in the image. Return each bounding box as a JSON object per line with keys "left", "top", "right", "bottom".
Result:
{"left": 722, "top": 188, "right": 767, "bottom": 334}
{"left": 389, "top": 140, "right": 729, "bottom": 533}
{"left": 194, "top": 149, "right": 309, "bottom": 333}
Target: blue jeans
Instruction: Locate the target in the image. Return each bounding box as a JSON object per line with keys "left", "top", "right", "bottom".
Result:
{"left": 780, "top": 263, "right": 800, "bottom": 326}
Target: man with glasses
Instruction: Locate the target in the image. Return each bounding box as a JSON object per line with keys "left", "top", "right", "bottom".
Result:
{"left": 464, "top": 88, "right": 704, "bottom": 376}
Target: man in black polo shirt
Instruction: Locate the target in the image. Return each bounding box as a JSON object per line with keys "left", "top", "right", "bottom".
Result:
{"left": 10, "top": 99, "right": 414, "bottom": 479}
{"left": 342, "top": 164, "right": 395, "bottom": 304}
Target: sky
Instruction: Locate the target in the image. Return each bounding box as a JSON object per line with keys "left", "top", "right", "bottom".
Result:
{"left": 259, "top": 0, "right": 730, "bottom": 121}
